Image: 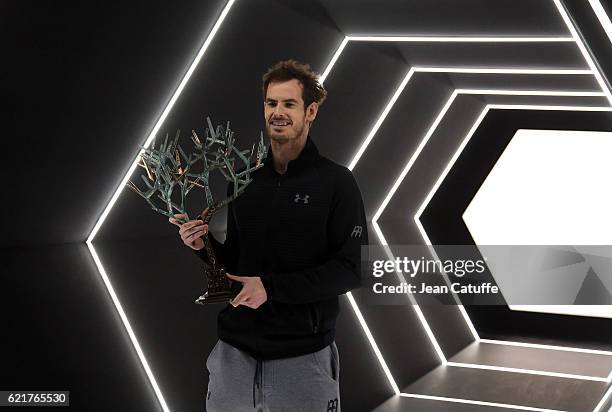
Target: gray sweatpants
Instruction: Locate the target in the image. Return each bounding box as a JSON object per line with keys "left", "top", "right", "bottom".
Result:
{"left": 205, "top": 339, "right": 340, "bottom": 412}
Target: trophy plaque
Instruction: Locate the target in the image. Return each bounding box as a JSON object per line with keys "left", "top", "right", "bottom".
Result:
{"left": 128, "top": 117, "right": 266, "bottom": 305}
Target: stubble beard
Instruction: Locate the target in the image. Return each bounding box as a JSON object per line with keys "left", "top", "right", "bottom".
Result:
{"left": 266, "top": 121, "right": 305, "bottom": 145}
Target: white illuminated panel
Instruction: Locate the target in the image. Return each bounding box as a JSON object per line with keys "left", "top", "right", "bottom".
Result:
{"left": 465, "top": 129, "right": 612, "bottom": 245}
{"left": 464, "top": 129, "right": 612, "bottom": 318}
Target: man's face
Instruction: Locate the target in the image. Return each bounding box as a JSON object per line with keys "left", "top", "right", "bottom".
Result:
{"left": 264, "top": 79, "right": 317, "bottom": 144}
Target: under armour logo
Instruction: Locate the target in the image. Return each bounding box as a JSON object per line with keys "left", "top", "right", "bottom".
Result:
{"left": 351, "top": 225, "right": 363, "bottom": 238}
{"left": 294, "top": 193, "right": 310, "bottom": 204}
{"left": 326, "top": 398, "right": 338, "bottom": 412}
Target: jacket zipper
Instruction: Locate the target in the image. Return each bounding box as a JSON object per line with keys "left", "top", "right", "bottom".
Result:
{"left": 309, "top": 304, "right": 319, "bottom": 334}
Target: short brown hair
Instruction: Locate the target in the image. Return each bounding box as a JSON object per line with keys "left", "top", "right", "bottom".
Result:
{"left": 262, "top": 60, "right": 327, "bottom": 109}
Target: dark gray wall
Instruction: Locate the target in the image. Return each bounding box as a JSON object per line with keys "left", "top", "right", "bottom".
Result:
{"left": 3, "top": 1, "right": 612, "bottom": 411}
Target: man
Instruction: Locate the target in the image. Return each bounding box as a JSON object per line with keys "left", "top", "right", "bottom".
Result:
{"left": 170, "top": 60, "right": 367, "bottom": 411}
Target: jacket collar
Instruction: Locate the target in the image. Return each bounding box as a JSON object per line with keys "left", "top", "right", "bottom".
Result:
{"left": 263, "top": 136, "right": 319, "bottom": 175}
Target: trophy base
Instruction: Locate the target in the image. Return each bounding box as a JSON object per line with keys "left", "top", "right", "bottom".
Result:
{"left": 195, "top": 290, "right": 233, "bottom": 305}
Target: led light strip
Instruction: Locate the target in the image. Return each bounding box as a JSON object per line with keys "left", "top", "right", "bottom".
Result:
{"left": 318, "top": 33, "right": 607, "bottom": 399}
{"left": 397, "top": 90, "right": 604, "bottom": 294}
{"left": 87, "top": 243, "right": 170, "bottom": 411}
{"left": 485, "top": 104, "right": 612, "bottom": 111}
{"left": 346, "top": 292, "right": 400, "bottom": 394}
{"left": 346, "top": 36, "right": 575, "bottom": 42}
{"left": 87, "top": 0, "right": 237, "bottom": 243}
{"left": 324, "top": 60, "right": 562, "bottom": 390}
{"left": 86, "top": 1, "right": 237, "bottom": 411}
{"left": 351, "top": 69, "right": 595, "bottom": 173}
{"left": 593, "top": 384, "right": 612, "bottom": 412}
{"left": 373, "top": 86, "right": 604, "bottom": 341}
{"left": 85, "top": 18, "right": 612, "bottom": 411}
{"left": 348, "top": 68, "right": 415, "bottom": 170}
{"left": 326, "top": 15, "right": 612, "bottom": 409}
{"left": 371, "top": 219, "right": 447, "bottom": 365}
{"left": 365, "top": 84, "right": 612, "bottom": 406}
{"left": 320, "top": 37, "right": 349, "bottom": 83}
{"left": 371, "top": 225, "right": 447, "bottom": 365}
{"left": 457, "top": 89, "right": 605, "bottom": 96}
{"left": 389, "top": 91, "right": 612, "bottom": 383}
{"left": 416, "top": 68, "right": 592, "bottom": 74}
{"left": 480, "top": 339, "right": 612, "bottom": 356}
{"left": 446, "top": 361, "right": 611, "bottom": 382}
{"left": 341, "top": 44, "right": 612, "bottom": 399}
{"left": 348, "top": 69, "right": 596, "bottom": 171}
{"left": 589, "top": 0, "right": 612, "bottom": 44}
{"left": 399, "top": 393, "right": 566, "bottom": 412}
{"left": 553, "top": 0, "right": 612, "bottom": 105}
{"left": 322, "top": 55, "right": 404, "bottom": 395}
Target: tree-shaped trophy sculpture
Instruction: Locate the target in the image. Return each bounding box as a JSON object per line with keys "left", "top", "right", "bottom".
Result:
{"left": 128, "top": 118, "right": 266, "bottom": 305}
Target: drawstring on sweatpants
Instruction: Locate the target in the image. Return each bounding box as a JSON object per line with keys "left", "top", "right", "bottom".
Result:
{"left": 253, "top": 359, "right": 261, "bottom": 408}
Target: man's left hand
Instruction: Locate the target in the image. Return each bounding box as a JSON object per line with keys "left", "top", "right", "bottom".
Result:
{"left": 227, "top": 274, "right": 268, "bottom": 309}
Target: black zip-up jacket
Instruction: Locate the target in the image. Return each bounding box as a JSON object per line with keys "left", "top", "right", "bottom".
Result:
{"left": 196, "top": 136, "right": 368, "bottom": 359}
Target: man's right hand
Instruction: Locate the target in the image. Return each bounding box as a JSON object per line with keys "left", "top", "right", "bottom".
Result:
{"left": 169, "top": 211, "right": 209, "bottom": 251}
